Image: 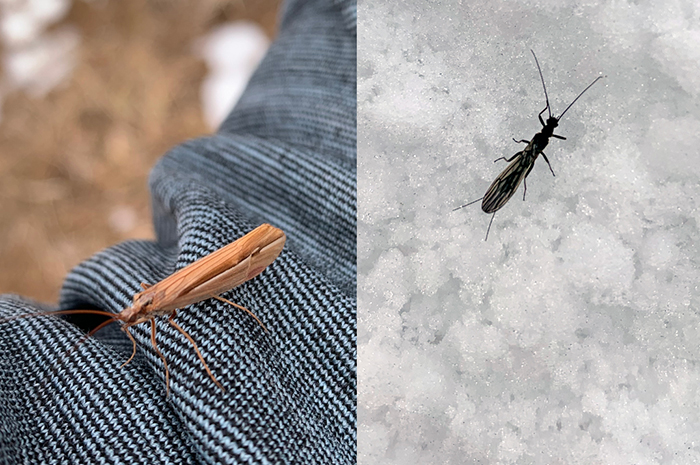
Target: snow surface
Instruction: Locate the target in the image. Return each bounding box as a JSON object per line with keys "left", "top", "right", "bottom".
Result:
{"left": 196, "top": 21, "right": 270, "bottom": 130}
{"left": 358, "top": 0, "right": 700, "bottom": 464}
{"left": 0, "top": 1, "right": 269, "bottom": 130}
{"left": 0, "top": 0, "right": 76, "bottom": 120}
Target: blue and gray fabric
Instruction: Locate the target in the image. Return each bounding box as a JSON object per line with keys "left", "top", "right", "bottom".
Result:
{"left": 0, "top": 0, "right": 356, "bottom": 463}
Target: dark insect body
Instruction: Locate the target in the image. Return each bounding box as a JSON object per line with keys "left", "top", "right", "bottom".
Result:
{"left": 454, "top": 50, "right": 603, "bottom": 240}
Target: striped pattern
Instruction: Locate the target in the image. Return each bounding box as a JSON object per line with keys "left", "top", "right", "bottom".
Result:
{"left": 0, "top": 0, "right": 356, "bottom": 463}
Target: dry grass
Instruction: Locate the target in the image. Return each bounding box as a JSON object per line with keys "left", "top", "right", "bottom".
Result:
{"left": 0, "top": 0, "right": 282, "bottom": 303}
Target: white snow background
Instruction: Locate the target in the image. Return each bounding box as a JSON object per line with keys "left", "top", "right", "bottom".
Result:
{"left": 358, "top": 0, "right": 700, "bottom": 464}
{"left": 0, "top": 0, "right": 77, "bottom": 120}
{"left": 196, "top": 21, "right": 270, "bottom": 130}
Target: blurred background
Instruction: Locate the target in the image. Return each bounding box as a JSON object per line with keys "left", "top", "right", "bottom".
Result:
{"left": 0, "top": 0, "right": 281, "bottom": 303}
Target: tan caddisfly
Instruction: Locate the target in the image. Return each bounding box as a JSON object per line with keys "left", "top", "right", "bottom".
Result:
{"left": 1, "top": 223, "right": 286, "bottom": 396}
